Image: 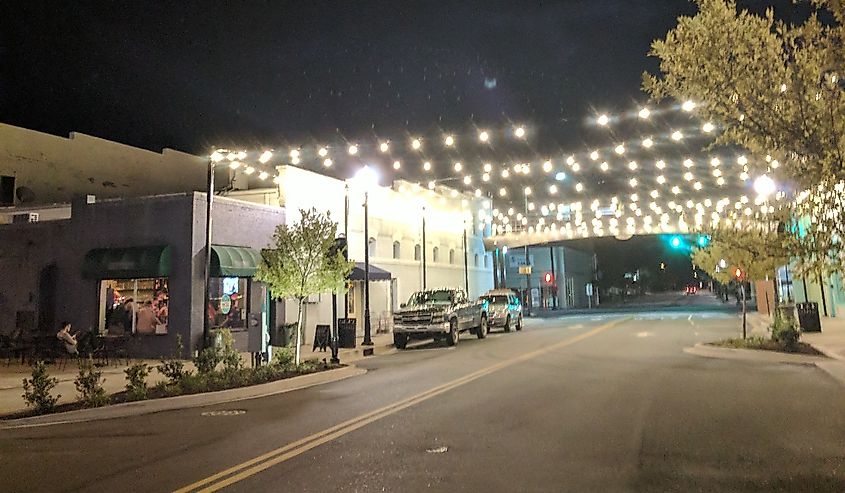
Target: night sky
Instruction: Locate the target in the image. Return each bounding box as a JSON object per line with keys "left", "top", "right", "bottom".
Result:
{"left": 3, "top": 1, "right": 790, "bottom": 288}
{"left": 1, "top": 1, "right": 700, "bottom": 155}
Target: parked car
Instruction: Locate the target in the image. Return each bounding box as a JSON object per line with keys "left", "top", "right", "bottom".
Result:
{"left": 479, "top": 289, "right": 523, "bottom": 332}
{"left": 392, "top": 288, "right": 488, "bottom": 349}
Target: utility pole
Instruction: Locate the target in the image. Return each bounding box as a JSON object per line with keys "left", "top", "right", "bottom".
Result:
{"left": 421, "top": 206, "right": 427, "bottom": 290}
{"left": 523, "top": 194, "right": 531, "bottom": 316}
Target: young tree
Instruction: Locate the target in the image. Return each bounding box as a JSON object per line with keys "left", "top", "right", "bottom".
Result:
{"left": 255, "top": 208, "right": 353, "bottom": 365}
{"left": 645, "top": 0, "right": 845, "bottom": 275}
{"left": 692, "top": 225, "right": 789, "bottom": 283}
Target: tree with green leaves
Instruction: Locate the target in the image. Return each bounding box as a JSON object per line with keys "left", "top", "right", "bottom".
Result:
{"left": 692, "top": 225, "right": 790, "bottom": 283}
{"left": 645, "top": 0, "right": 845, "bottom": 276}
{"left": 256, "top": 208, "right": 353, "bottom": 365}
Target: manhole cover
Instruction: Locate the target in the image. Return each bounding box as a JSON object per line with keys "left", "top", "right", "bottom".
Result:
{"left": 201, "top": 410, "right": 246, "bottom": 416}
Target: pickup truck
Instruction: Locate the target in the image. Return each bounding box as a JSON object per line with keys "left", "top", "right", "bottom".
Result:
{"left": 392, "top": 288, "right": 488, "bottom": 349}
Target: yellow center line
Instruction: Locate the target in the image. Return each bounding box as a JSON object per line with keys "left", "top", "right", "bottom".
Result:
{"left": 174, "top": 317, "right": 628, "bottom": 493}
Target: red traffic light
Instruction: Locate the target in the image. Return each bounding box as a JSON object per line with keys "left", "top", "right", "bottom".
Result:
{"left": 543, "top": 272, "right": 554, "bottom": 285}
{"left": 733, "top": 267, "right": 745, "bottom": 280}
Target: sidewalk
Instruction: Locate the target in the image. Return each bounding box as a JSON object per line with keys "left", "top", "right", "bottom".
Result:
{"left": 0, "top": 332, "right": 396, "bottom": 416}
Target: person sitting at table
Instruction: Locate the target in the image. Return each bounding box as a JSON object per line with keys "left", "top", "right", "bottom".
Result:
{"left": 136, "top": 300, "right": 161, "bottom": 335}
{"left": 56, "top": 321, "right": 78, "bottom": 355}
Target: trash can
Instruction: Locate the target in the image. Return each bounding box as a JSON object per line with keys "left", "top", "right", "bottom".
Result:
{"left": 269, "top": 323, "right": 296, "bottom": 347}
{"left": 338, "top": 318, "right": 357, "bottom": 348}
{"left": 797, "top": 302, "right": 821, "bottom": 332}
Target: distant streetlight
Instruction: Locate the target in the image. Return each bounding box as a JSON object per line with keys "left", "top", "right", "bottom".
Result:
{"left": 754, "top": 174, "right": 776, "bottom": 198}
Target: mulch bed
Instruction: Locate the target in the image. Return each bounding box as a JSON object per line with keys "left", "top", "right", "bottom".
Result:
{"left": 708, "top": 339, "right": 825, "bottom": 357}
{"left": 2, "top": 362, "right": 341, "bottom": 420}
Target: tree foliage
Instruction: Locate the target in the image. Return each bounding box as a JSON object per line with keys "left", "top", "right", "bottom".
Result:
{"left": 645, "top": 0, "right": 844, "bottom": 187}
{"left": 692, "top": 223, "right": 790, "bottom": 282}
{"left": 257, "top": 208, "right": 352, "bottom": 300}
{"left": 646, "top": 0, "right": 845, "bottom": 276}
{"left": 255, "top": 208, "right": 352, "bottom": 364}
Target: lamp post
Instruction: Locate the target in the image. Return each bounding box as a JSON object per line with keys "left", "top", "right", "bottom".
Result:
{"left": 344, "top": 184, "right": 349, "bottom": 318}
{"left": 523, "top": 193, "right": 531, "bottom": 316}
{"left": 463, "top": 220, "right": 469, "bottom": 295}
{"left": 422, "top": 205, "right": 427, "bottom": 290}
{"left": 203, "top": 150, "right": 227, "bottom": 350}
{"left": 353, "top": 166, "right": 378, "bottom": 347}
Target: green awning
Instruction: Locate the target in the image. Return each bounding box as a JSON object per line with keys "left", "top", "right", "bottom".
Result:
{"left": 82, "top": 245, "right": 171, "bottom": 280}
{"left": 210, "top": 245, "right": 263, "bottom": 277}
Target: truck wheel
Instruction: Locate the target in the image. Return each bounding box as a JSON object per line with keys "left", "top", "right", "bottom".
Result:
{"left": 516, "top": 315, "right": 523, "bottom": 331}
{"left": 476, "top": 315, "right": 488, "bottom": 339}
{"left": 446, "top": 319, "right": 459, "bottom": 346}
{"left": 393, "top": 333, "right": 408, "bottom": 349}
{"left": 504, "top": 315, "right": 512, "bottom": 333}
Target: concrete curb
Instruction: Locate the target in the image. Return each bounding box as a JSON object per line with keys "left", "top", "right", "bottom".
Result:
{"left": 684, "top": 343, "right": 845, "bottom": 388}
{"left": 684, "top": 342, "right": 826, "bottom": 366}
{"left": 0, "top": 365, "right": 366, "bottom": 429}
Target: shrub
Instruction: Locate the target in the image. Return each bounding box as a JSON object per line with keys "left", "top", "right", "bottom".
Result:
{"left": 271, "top": 347, "right": 295, "bottom": 371}
{"left": 194, "top": 346, "right": 222, "bottom": 375}
{"left": 157, "top": 359, "right": 190, "bottom": 386}
{"left": 771, "top": 316, "right": 801, "bottom": 352}
{"left": 75, "top": 357, "right": 108, "bottom": 408}
{"left": 157, "top": 334, "right": 191, "bottom": 386}
{"left": 124, "top": 362, "right": 150, "bottom": 401}
{"left": 22, "top": 361, "right": 60, "bottom": 414}
{"left": 219, "top": 329, "right": 243, "bottom": 373}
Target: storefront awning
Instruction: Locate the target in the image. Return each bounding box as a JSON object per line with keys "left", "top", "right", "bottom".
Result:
{"left": 82, "top": 245, "right": 171, "bottom": 280}
{"left": 210, "top": 245, "right": 263, "bottom": 277}
{"left": 349, "top": 262, "right": 392, "bottom": 282}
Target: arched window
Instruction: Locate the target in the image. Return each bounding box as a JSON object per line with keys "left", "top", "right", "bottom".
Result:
{"left": 474, "top": 253, "right": 479, "bottom": 267}
{"left": 483, "top": 254, "right": 488, "bottom": 268}
{"left": 449, "top": 249, "right": 455, "bottom": 264}
{"left": 368, "top": 237, "right": 376, "bottom": 257}
{"left": 432, "top": 246, "right": 439, "bottom": 263}
{"left": 414, "top": 244, "right": 421, "bottom": 261}
{"left": 392, "top": 241, "right": 401, "bottom": 259}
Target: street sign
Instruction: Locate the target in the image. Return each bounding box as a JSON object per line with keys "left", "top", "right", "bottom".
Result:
{"left": 519, "top": 265, "right": 532, "bottom": 275}
{"left": 586, "top": 283, "right": 594, "bottom": 296}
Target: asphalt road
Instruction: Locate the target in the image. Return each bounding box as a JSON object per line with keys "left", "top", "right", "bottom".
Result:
{"left": 3, "top": 295, "right": 845, "bottom": 492}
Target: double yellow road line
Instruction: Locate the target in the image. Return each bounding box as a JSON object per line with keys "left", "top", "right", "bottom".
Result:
{"left": 175, "top": 317, "right": 625, "bottom": 493}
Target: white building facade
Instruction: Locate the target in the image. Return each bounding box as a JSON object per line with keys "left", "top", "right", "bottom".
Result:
{"left": 232, "top": 165, "right": 495, "bottom": 345}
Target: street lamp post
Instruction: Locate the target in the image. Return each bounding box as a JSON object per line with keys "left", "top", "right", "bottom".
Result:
{"left": 363, "top": 188, "right": 373, "bottom": 346}
{"left": 203, "top": 156, "right": 215, "bottom": 351}
{"left": 344, "top": 184, "right": 349, "bottom": 318}
{"left": 524, "top": 194, "right": 531, "bottom": 316}
{"left": 421, "top": 206, "right": 427, "bottom": 289}
{"left": 353, "top": 166, "right": 378, "bottom": 347}
{"left": 463, "top": 221, "right": 469, "bottom": 295}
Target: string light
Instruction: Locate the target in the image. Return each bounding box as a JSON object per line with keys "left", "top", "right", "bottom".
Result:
{"left": 259, "top": 150, "right": 273, "bottom": 164}
{"left": 379, "top": 141, "right": 389, "bottom": 153}
{"left": 638, "top": 107, "right": 651, "bottom": 119}
{"left": 393, "top": 160, "right": 401, "bottom": 170}
{"left": 479, "top": 130, "right": 490, "bottom": 142}
{"left": 411, "top": 138, "right": 422, "bottom": 150}
{"left": 590, "top": 150, "right": 600, "bottom": 161}
{"left": 323, "top": 158, "right": 333, "bottom": 167}
{"left": 671, "top": 130, "right": 683, "bottom": 141}
{"left": 318, "top": 147, "right": 329, "bottom": 157}
{"left": 423, "top": 161, "right": 432, "bottom": 171}
{"left": 682, "top": 100, "right": 696, "bottom": 112}
{"left": 444, "top": 135, "right": 455, "bottom": 147}
{"left": 514, "top": 126, "right": 526, "bottom": 138}
{"left": 702, "top": 122, "right": 715, "bottom": 133}
{"left": 642, "top": 137, "right": 653, "bottom": 148}
{"left": 347, "top": 144, "right": 358, "bottom": 155}
{"left": 597, "top": 114, "right": 610, "bottom": 126}
{"left": 614, "top": 144, "right": 626, "bottom": 155}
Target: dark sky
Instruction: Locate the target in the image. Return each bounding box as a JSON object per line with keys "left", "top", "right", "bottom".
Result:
{"left": 1, "top": 0, "right": 699, "bottom": 155}
{"left": 3, "top": 1, "right": 796, "bottom": 287}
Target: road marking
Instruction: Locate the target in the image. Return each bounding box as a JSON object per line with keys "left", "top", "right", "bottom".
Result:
{"left": 172, "top": 317, "right": 628, "bottom": 493}
{"left": 687, "top": 314, "right": 693, "bottom": 321}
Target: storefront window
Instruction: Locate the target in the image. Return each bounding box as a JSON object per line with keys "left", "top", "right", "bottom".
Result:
{"left": 208, "top": 277, "right": 249, "bottom": 331}
{"left": 99, "top": 278, "right": 169, "bottom": 335}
